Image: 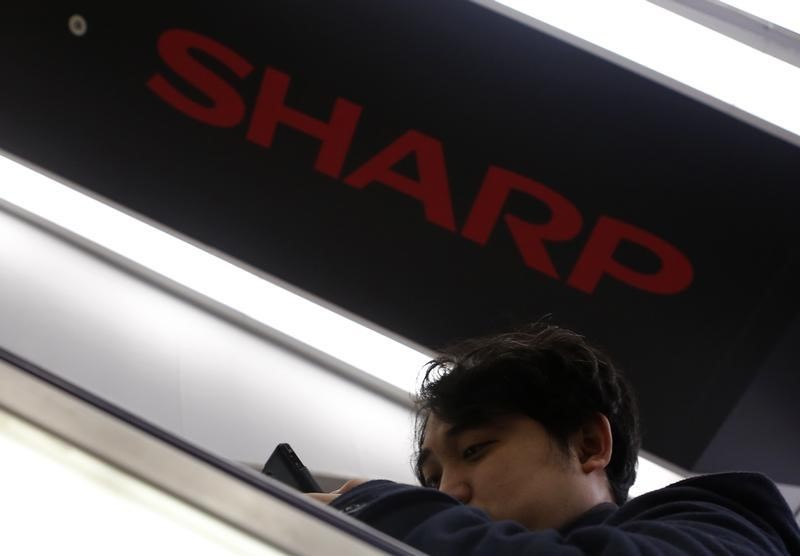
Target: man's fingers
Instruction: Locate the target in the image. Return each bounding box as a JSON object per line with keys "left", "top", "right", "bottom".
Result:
{"left": 305, "top": 478, "right": 369, "bottom": 505}
{"left": 333, "top": 478, "right": 368, "bottom": 494}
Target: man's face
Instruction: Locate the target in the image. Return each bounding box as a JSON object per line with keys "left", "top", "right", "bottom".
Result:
{"left": 418, "top": 412, "right": 594, "bottom": 530}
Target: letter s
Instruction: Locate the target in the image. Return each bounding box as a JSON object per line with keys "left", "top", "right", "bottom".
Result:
{"left": 147, "top": 29, "right": 253, "bottom": 127}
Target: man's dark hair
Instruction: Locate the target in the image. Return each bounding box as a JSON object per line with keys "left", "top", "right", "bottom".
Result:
{"left": 414, "top": 322, "right": 641, "bottom": 505}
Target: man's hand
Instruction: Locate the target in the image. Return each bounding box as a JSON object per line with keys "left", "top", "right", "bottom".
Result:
{"left": 307, "top": 478, "right": 368, "bottom": 504}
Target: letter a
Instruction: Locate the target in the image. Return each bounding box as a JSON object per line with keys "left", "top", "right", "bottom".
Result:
{"left": 344, "top": 131, "right": 455, "bottom": 231}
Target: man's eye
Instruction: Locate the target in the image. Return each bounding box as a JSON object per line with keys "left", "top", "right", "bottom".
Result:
{"left": 462, "top": 442, "right": 492, "bottom": 460}
{"left": 424, "top": 475, "right": 441, "bottom": 488}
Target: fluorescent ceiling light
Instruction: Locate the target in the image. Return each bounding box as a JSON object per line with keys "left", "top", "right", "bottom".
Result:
{"left": 719, "top": 0, "right": 800, "bottom": 35}
{"left": 0, "top": 407, "right": 286, "bottom": 555}
{"left": 484, "top": 0, "right": 800, "bottom": 141}
{"left": 0, "top": 152, "right": 430, "bottom": 394}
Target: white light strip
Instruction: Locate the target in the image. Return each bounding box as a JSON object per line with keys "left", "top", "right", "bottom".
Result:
{"left": 0, "top": 408, "right": 286, "bottom": 555}
{"left": 486, "top": 0, "right": 800, "bottom": 140}
{"left": 720, "top": 0, "right": 800, "bottom": 35}
{"left": 0, "top": 153, "right": 430, "bottom": 394}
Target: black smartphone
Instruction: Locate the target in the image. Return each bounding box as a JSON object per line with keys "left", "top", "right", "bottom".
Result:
{"left": 261, "top": 443, "right": 322, "bottom": 493}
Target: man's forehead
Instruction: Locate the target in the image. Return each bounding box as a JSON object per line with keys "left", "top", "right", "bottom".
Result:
{"left": 421, "top": 414, "right": 457, "bottom": 446}
{"left": 421, "top": 413, "right": 450, "bottom": 444}
{"left": 421, "top": 414, "right": 491, "bottom": 448}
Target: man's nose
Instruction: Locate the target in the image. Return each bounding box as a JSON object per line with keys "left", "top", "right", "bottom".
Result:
{"left": 439, "top": 473, "right": 472, "bottom": 504}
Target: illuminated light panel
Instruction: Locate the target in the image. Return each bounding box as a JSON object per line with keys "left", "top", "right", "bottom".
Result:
{"left": 0, "top": 152, "right": 430, "bottom": 394}
{"left": 0, "top": 152, "right": 684, "bottom": 493}
{"left": 0, "top": 407, "right": 286, "bottom": 556}
{"left": 720, "top": 0, "right": 800, "bottom": 35}
{"left": 629, "top": 455, "right": 686, "bottom": 498}
{"left": 486, "top": 0, "right": 800, "bottom": 140}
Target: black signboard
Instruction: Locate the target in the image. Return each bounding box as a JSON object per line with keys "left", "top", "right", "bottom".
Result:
{"left": 2, "top": 1, "right": 799, "bottom": 480}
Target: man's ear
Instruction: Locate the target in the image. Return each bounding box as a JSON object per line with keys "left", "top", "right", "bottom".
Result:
{"left": 573, "top": 413, "right": 613, "bottom": 474}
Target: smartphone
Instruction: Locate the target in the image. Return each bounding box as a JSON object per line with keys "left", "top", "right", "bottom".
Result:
{"left": 261, "top": 443, "right": 322, "bottom": 493}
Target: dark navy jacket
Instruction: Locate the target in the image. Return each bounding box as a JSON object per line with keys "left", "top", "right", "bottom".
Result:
{"left": 331, "top": 472, "right": 800, "bottom": 555}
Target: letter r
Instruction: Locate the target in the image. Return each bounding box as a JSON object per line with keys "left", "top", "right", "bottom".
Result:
{"left": 567, "top": 216, "right": 694, "bottom": 294}
{"left": 462, "top": 166, "right": 583, "bottom": 279}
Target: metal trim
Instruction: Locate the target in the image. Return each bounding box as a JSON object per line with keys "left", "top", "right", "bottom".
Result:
{"left": 647, "top": 0, "right": 800, "bottom": 69}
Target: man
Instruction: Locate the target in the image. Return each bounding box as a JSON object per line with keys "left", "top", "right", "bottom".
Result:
{"left": 312, "top": 323, "right": 800, "bottom": 554}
